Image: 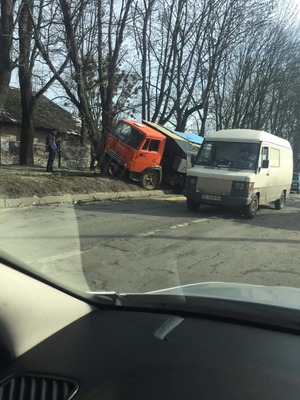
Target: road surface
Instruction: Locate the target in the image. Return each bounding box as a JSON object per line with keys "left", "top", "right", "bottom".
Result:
{"left": 1, "top": 194, "right": 300, "bottom": 293}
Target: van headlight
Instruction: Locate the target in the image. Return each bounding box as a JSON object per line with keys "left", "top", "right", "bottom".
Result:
{"left": 233, "top": 181, "right": 254, "bottom": 191}
{"left": 233, "top": 182, "right": 245, "bottom": 190}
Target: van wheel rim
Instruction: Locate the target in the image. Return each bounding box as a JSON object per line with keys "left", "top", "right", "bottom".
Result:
{"left": 251, "top": 197, "right": 258, "bottom": 212}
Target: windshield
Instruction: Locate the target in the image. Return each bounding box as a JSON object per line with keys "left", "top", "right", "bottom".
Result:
{"left": 195, "top": 141, "right": 260, "bottom": 170}
{"left": 114, "top": 122, "right": 145, "bottom": 150}
{"left": 0, "top": 0, "right": 300, "bottom": 313}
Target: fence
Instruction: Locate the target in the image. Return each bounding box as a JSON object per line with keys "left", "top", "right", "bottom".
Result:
{"left": 0, "top": 137, "right": 91, "bottom": 169}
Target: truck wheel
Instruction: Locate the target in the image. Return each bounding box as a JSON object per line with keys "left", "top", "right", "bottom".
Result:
{"left": 243, "top": 194, "right": 258, "bottom": 219}
{"left": 275, "top": 191, "right": 285, "bottom": 210}
{"left": 141, "top": 171, "right": 159, "bottom": 190}
{"left": 186, "top": 198, "right": 200, "bottom": 211}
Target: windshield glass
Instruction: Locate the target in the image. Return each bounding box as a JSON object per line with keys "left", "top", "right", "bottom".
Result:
{"left": 195, "top": 141, "right": 260, "bottom": 170}
{"left": 0, "top": 0, "right": 300, "bottom": 312}
{"left": 114, "top": 122, "right": 145, "bottom": 149}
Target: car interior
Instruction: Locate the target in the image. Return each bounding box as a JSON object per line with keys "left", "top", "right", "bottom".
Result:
{"left": 1, "top": 259, "right": 300, "bottom": 400}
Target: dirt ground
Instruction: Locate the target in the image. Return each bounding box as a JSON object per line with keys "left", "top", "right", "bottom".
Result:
{"left": 0, "top": 166, "right": 145, "bottom": 199}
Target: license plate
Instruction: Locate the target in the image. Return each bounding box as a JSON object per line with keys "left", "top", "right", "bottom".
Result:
{"left": 202, "top": 194, "right": 221, "bottom": 201}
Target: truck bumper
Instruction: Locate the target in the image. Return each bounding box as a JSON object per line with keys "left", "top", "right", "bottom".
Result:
{"left": 183, "top": 189, "right": 252, "bottom": 207}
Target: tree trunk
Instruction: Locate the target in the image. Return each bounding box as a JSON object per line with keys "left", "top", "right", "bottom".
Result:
{"left": 176, "top": 104, "right": 203, "bottom": 132}
{"left": 0, "top": 0, "right": 16, "bottom": 113}
{"left": 18, "top": 0, "right": 35, "bottom": 166}
{"left": 97, "top": 0, "right": 133, "bottom": 149}
{"left": 19, "top": 95, "right": 35, "bottom": 165}
{"left": 140, "top": 0, "right": 155, "bottom": 120}
{"left": 0, "top": 76, "right": 11, "bottom": 114}
{"left": 60, "top": 0, "right": 100, "bottom": 151}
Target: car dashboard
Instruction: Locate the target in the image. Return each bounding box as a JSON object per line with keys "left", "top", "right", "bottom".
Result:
{"left": 1, "top": 305, "right": 300, "bottom": 400}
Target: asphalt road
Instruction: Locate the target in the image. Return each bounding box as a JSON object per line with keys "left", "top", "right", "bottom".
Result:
{"left": 1, "top": 193, "right": 300, "bottom": 293}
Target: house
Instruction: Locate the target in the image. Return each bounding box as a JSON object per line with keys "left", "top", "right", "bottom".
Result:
{"left": 0, "top": 87, "right": 90, "bottom": 168}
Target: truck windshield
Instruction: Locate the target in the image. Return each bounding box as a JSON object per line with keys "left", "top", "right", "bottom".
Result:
{"left": 195, "top": 141, "right": 260, "bottom": 170}
{"left": 114, "top": 122, "right": 145, "bottom": 149}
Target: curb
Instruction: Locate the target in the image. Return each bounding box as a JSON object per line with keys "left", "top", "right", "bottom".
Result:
{"left": 0, "top": 190, "right": 174, "bottom": 209}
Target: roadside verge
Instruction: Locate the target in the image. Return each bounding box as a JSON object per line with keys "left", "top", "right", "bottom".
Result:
{"left": 0, "top": 189, "right": 172, "bottom": 209}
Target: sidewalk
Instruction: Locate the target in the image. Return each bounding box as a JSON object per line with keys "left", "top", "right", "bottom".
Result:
{"left": 0, "top": 164, "right": 93, "bottom": 176}
{"left": 0, "top": 165, "right": 172, "bottom": 208}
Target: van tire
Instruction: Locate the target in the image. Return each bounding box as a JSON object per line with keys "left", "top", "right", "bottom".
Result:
{"left": 275, "top": 192, "right": 285, "bottom": 210}
{"left": 141, "top": 170, "right": 159, "bottom": 190}
{"left": 186, "top": 198, "right": 200, "bottom": 212}
{"left": 243, "top": 194, "right": 258, "bottom": 219}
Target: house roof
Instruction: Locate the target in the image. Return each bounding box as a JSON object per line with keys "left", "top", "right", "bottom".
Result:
{"left": 0, "top": 87, "right": 81, "bottom": 136}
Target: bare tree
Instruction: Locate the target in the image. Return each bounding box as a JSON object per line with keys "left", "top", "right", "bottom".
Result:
{"left": 33, "top": 0, "right": 135, "bottom": 158}
{"left": 18, "top": 0, "right": 35, "bottom": 165}
{"left": 58, "top": 0, "right": 100, "bottom": 149}
{"left": 132, "top": 0, "right": 155, "bottom": 120}
{"left": 132, "top": 0, "right": 274, "bottom": 134}
{"left": 211, "top": 5, "right": 300, "bottom": 142}
{"left": 18, "top": 0, "right": 68, "bottom": 165}
{"left": 15, "top": 0, "right": 299, "bottom": 167}
{"left": 97, "top": 0, "right": 135, "bottom": 140}
{"left": 0, "top": 0, "right": 18, "bottom": 113}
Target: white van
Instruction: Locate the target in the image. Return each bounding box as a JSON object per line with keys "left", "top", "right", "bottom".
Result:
{"left": 183, "top": 129, "right": 293, "bottom": 218}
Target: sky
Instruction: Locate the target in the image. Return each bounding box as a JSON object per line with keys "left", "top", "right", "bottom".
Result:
{"left": 10, "top": 0, "right": 300, "bottom": 121}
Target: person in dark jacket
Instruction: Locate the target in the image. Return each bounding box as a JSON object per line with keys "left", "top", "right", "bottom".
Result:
{"left": 46, "top": 129, "right": 58, "bottom": 172}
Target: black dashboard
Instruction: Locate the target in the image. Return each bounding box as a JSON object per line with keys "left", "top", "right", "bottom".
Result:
{"left": 1, "top": 307, "right": 300, "bottom": 399}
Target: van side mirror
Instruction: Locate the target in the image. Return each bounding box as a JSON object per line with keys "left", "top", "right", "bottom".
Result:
{"left": 262, "top": 160, "right": 269, "bottom": 168}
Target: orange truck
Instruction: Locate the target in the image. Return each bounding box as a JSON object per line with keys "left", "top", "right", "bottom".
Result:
{"left": 101, "top": 119, "right": 202, "bottom": 190}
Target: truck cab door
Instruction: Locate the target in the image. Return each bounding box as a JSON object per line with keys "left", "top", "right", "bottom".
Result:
{"left": 133, "top": 139, "right": 163, "bottom": 173}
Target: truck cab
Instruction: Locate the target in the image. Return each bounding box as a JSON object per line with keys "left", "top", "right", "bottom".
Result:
{"left": 103, "top": 120, "right": 166, "bottom": 189}
{"left": 102, "top": 119, "right": 202, "bottom": 190}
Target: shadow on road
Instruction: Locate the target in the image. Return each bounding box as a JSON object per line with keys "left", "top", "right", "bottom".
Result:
{"left": 75, "top": 195, "right": 300, "bottom": 233}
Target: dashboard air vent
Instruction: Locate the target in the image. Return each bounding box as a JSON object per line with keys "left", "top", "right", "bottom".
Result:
{"left": 0, "top": 375, "right": 78, "bottom": 400}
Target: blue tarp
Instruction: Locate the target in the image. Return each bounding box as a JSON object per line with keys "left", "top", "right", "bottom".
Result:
{"left": 174, "top": 131, "right": 204, "bottom": 145}
{"left": 142, "top": 120, "right": 202, "bottom": 156}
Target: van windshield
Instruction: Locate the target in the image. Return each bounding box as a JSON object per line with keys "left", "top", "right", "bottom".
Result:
{"left": 195, "top": 141, "right": 260, "bottom": 170}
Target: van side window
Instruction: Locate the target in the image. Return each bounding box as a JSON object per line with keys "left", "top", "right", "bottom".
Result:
{"left": 270, "top": 147, "right": 280, "bottom": 167}
{"left": 261, "top": 147, "right": 269, "bottom": 163}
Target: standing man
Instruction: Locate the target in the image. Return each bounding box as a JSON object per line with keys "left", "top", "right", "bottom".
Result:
{"left": 46, "top": 128, "right": 58, "bottom": 172}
